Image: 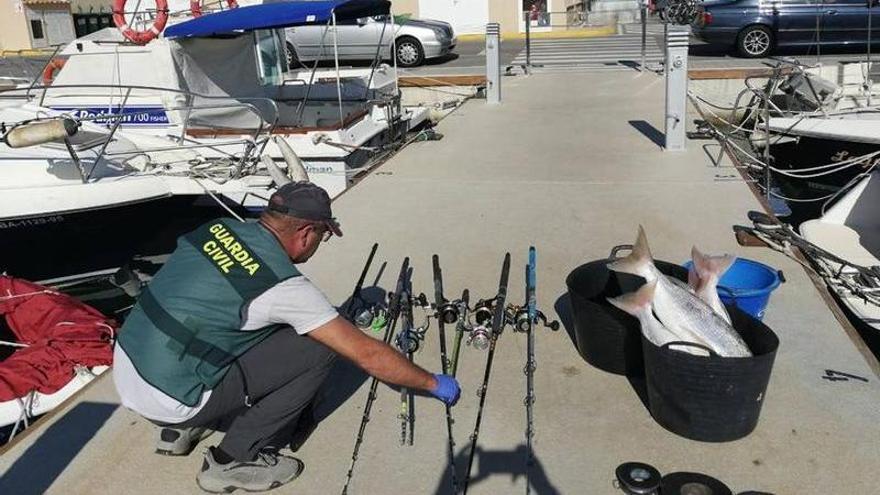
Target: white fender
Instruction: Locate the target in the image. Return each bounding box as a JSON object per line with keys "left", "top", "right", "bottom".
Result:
{"left": 4, "top": 119, "right": 78, "bottom": 148}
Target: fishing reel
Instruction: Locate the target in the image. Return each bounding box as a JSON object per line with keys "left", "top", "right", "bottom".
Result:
{"left": 506, "top": 305, "right": 562, "bottom": 333}
{"left": 394, "top": 292, "right": 431, "bottom": 354}
{"left": 395, "top": 327, "right": 425, "bottom": 353}
{"left": 354, "top": 305, "right": 384, "bottom": 330}
{"left": 436, "top": 299, "right": 461, "bottom": 325}
{"left": 353, "top": 295, "right": 390, "bottom": 334}
{"left": 352, "top": 289, "right": 404, "bottom": 334}
{"left": 466, "top": 298, "right": 497, "bottom": 350}
{"left": 614, "top": 462, "right": 661, "bottom": 495}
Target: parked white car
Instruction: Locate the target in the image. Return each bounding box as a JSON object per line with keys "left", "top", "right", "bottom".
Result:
{"left": 285, "top": 15, "right": 456, "bottom": 68}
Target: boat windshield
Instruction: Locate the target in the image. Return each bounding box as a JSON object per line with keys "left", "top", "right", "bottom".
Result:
{"left": 255, "top": 29, "right": 288, "bottom": 86}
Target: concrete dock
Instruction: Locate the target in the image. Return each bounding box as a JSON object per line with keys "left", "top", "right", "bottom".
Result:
{"left": 2, "top": 70, "right": 878, "bottom": 494}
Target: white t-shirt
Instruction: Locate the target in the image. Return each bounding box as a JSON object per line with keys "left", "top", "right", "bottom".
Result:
{"left": 112, "top": 276, "right": 339, "bottom": 424}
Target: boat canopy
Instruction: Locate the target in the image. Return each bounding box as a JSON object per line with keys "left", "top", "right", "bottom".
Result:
{"left": 164, "top": 0, "right": 392, "bottom": 39}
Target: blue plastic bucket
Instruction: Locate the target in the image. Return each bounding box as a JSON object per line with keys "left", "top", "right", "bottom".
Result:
{"left": 682, "top": 258, "right": 783, "bottom": 320}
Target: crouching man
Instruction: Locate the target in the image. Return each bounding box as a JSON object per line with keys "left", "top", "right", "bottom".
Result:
{"left": 113, "top": 183, "right": 460, "bottom": 493}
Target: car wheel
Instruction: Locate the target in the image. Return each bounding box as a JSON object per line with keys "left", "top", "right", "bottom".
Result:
{"left": 395, "top": 36, "right": 425, "bottom": 68}
{"left": 286, "top": 42, "right": 301, "bottom": 69}
{"left": 737, "top": 25, "right": 773, "bottom": 58}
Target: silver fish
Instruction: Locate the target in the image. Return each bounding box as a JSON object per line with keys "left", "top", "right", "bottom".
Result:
{"left": 607, "top": 281, "right": 675, "bottom": 348}
{"left": 689, "top": 246, "right": 735, "bottom": 325}
{"left": 608, "top": 226, "right": 752, "bottom": 358}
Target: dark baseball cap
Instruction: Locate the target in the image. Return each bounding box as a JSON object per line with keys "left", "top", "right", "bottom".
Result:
{"left": 267, "top": 182, "right": 342, "bottom": 237}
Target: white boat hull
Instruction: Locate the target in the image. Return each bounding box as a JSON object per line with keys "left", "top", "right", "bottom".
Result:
{"left": 0, "top": 366, "right": 109, "bottom": 430}
{"left": 800, "top": 172, "right": 880, "bottom": 332}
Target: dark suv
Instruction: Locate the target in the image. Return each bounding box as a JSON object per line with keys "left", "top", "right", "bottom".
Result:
{"left": 693, "top": 0, "right": 880, "bottom": 58}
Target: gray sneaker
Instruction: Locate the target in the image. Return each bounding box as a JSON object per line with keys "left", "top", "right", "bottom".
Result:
{"left": 196, "top": 447, "right": 304, "bottom": 493}
{"left": 156, "top": 426, "right": 209, "bottom": 456}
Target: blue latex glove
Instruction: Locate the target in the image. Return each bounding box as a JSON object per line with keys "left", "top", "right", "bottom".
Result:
{"left": 430, "top": 374, "right": 461, "bottom": 406}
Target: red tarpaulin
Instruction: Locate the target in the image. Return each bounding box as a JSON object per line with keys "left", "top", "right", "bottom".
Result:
{"left": 0, "top": 276, "right": 116, "bottom": 402}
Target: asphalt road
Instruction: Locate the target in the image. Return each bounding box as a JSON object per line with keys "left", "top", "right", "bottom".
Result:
{"left": 394, "top": 38, "right": 527, "bottom": 77}
{"left": 402, "top": 36, "right": 880, "bottom": 75}
{"left": 2, "top": 35, "right": 876, "bottom": 80}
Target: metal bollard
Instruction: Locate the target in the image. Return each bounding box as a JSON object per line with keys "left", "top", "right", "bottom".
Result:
{"left": 664, "top": 25, "right": 690, "bottom": 151}
{"left": 640, "top": 0, "right": 648, "bottom": 70}
{"left": 524, "top": 13, "right": 531, "bottom": 67}
{"left": 486, "top": 23, "right": 501, "bottom": 104}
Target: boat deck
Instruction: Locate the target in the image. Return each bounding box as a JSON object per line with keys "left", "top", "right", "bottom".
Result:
{"left": 2, "top": 70, "right": 879, "bottom": 495}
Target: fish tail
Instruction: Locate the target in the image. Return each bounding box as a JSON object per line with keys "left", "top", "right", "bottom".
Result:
{"left": 691, "top": 246, "right": 736, "bottom": 281}
{"left": 687, "top": 267, "right": 702, "bottom": 292}
{"left": 607, "top": 280, "right": 657, "bottom": 317}
{"left": 608, "top": 225, "right": 654, "bottom": 276}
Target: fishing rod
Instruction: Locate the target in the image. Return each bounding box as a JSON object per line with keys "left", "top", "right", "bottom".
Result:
{"left": 341, "top": 257, "right": 409, "bottom": 495}
{"left": 462, "top": 253, "right": 512, "bottom": 495}
{"left": 449, "top": 289, "right": 469, "bottom": 377}
{"left": 507, "top": 247, "right": 558, "bottom": 495}
{"left": 394, "top": 287, "right": 429, "bottom": 446}
{"left": 432, "top": 254, "right": 459, "bottom": 494}
{"left": 396, "top": 286, "right": 413, "bottom": 447}
{"left": 343, "top": 243, "right": 378, "bottom": 320}
{"left": 523, "top": 247, "right": 538, "bottom": 495}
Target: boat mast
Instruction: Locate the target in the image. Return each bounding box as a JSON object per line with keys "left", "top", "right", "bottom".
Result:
{"left": 298, "top": 17, "right": 333, "bottom": 127}
{"left": 814, "top": 3, "right": 822, "bottom": 65}
{"left": 332, "top": 12, "right": 344, "bottom": 127}
{"left": 392, "top": 7, "right": 399, "bottom": 97}
{"left": 364, "top": 13, "right": 390, "bottom": 100}
{"left": 868, "top": 0, "right": 874, "bottom": 107}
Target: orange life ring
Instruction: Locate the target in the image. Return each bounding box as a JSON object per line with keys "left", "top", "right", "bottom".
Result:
{"left": 41, "top": 58, "right": 66, "bottom": 85}
{"left": 189, "top": 0, "right": 239, "bottom": 18}
{"left": 112, "top": 0, "right": 169, "bottom": 45}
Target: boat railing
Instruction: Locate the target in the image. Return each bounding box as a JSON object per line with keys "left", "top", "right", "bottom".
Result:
{"left": 0, "top": 83, "right": 285, "bottom": 182}
{"left": 110, "top": 2, "right": 215, "bottom": 26}
{"left": 2, "top": 108, "right": 267, "bottom": 186}
{"left": 0, "top": 76, "right": 33, "bottom": 87}
{"left": 3, "top": 82, "right": 280, "bottom": 158}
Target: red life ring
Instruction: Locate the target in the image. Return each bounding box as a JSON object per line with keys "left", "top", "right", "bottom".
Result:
{"left": 112, "top": 0, "right": 169, "bottom": 45}
{"left": 189, "top": 0, "right": 239, "bottom": 18}
{"left": 41, "top": 58, "right": 66, "bottom": 85}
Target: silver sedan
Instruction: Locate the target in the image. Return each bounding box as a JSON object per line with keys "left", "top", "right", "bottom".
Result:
{"left": 285, "top": 16, "right": 456, "bottom": 68}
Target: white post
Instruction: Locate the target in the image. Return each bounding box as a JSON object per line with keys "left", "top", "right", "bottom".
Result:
{"left": 664, "top": 25, "right": 690, "bottom": 151}
{"left": 486, "top": 23, "right": 501, "bottom": 104}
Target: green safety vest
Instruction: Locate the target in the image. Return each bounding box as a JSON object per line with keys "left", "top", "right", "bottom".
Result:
{"left": 118, "top": 219, "right": 301, "bottom": 406}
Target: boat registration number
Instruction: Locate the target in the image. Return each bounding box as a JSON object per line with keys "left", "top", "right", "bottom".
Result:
{"left": 0, "top": 215, "right": 65, "bottom": 229}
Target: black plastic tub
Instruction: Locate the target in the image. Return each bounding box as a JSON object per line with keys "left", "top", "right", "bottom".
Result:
{"left": 643, "top": 306, "right": 779, "bottom": 442}
{"left": 565, "top": 246, "right": 688, "bottom": 376}
{"left": 566, "top": 246, "right": 780, "bottom": 442}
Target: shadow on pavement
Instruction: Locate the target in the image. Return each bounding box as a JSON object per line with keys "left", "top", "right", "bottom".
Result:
{"left": 690, "top": 39, "right": 880, "bottom": 59}
{"left": 425, "top": 53, "right": 460, "bottom": 66}
{"left": 432, "top": 444, "right": 561, "bottom": 495}
{"left": 287, "top": 53, "right": 461, "bottom": 70}
{"left": 628, "top": 120, "right": 665, "bottom": 148}
{"left": 689, "top": 42, "right": 734, "bottom": 58}
{"left": 314, "top": 284, "right": 389, "bottom": 423}
{"left": 0, "top": 402, "right": 118, "bottom": 494}
{"left": 554, "top": 292, "right": 650, "bottom": 412}
{"left": 626, "top": 374, "right": 651, "bottom": 412}
{"left": 553, "top": 293, "right": 579, "bottom": 355}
